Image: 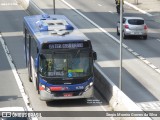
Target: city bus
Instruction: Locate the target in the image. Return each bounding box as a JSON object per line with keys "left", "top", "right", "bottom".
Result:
{"left": 23, "top": 14, "right": 97, "bottom": 101}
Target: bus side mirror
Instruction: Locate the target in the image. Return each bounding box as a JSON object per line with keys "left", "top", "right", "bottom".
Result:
{"left": 93, "top": 51, "right": 97, "bottom": 60}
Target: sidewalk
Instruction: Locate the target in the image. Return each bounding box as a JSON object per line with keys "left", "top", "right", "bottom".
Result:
{"left": 125, "top": 0, "right": 160, "bottom": 23}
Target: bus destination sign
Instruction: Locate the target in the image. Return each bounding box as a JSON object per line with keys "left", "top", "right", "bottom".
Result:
{"left": 42, "top": 42, "right": 89, "bottom": 49}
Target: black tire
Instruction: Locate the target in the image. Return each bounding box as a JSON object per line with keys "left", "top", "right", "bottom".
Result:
{"left": 143, "top": 35, "right": 147, "bottom": 40}
{"left": 36, "top": 78, "right": 40, "bottom": 94}
{"left": 123, "top": 32, "right": 127, "bottom": 39}
{"left": 117, "top": 27, "right": 120, "bottom": 36}
{"left": 28, "top": 63, "right": 32, "bottom": 82}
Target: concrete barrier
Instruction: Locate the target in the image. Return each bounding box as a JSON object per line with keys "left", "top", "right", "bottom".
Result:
{"left": 17, "top": 0, "right": 152, "bottom": 119}
{"left": 94, "top": 63, "right": 152, "bottom": 120}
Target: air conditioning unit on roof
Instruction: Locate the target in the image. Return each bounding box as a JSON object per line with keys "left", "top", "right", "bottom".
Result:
{"left": 36, "top": 19, "right": 74, "bottom": 32}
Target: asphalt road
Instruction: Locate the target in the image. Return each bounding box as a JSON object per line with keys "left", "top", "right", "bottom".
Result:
{"left": 0, "top": 0, "right": 112, "bottom": 120}
{"left": 0, "top": 37, "right": 26, "bottom": 108}
{"left": 31, "top": 0, "right": 160, "bottom": 110}
{"left": 62, "top": 0, "right": 160, "bottom": 69}
{"left": 0, "top": 0, "right": 26, "bottom": 109}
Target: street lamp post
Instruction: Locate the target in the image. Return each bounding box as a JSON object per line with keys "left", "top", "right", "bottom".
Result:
{"left": 53, "top": 0, "right": 55, "bottom": 14}
{"left": 134, "top": 0, "right": 138, "bottom": 5}
{"left": 119, "top": 0, "right": 123, "bottom": 90}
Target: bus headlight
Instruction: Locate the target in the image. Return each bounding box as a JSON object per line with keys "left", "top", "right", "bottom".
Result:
{"left": 42, "top": 85, "right": 45, "bottom": 89}
{"left": 89, "top": 82, "right": 93, "bottom": 87}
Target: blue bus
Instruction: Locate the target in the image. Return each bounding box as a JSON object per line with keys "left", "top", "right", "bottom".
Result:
{"left": 24, "top": 14, "right": 97, "bottom": 101}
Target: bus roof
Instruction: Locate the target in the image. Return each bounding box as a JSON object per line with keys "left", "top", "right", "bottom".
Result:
{"left": 24, "top": 14, "right": 89, "bottom": 45}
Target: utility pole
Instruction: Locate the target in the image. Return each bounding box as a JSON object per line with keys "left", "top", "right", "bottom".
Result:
{"left": 119, "top": 0, "right": 123, "bottom": 90}
{"left": 134, "top": 0, "right": 138, "bottom": 5}
{"left": 53, "top": 0, "right": 55, "bottom": 14}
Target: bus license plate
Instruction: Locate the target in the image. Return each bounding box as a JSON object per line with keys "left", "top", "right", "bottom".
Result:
{"left": 63, "top": 93, "right": 73, "bottom": 97}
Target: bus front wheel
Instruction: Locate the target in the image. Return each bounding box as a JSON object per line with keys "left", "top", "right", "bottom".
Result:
{"left": 28, "top": 63, "right": 32, "bottom": 82}
{"left": 36, "top": 78, "right": 40, "bottom": 94}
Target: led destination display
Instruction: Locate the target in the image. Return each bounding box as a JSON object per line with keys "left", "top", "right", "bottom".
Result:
{"left": 42, "top": 42, "right": 90, "bottom": 49}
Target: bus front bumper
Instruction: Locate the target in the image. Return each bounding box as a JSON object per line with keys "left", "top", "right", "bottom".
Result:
{"left": 40, "top": 86, "right": 93, "bottom": 101}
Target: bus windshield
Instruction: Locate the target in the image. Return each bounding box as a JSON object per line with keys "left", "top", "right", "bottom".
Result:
{"left": 39, "top": 51, "right": 92, "bottom": 78}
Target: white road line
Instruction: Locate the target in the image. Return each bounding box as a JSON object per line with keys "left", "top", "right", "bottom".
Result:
{"left": 143, "top": 60, "right": 150, "bottom": 64}
{"left": 137, "top": 101, "right": 160, "bottom": 110}
{"left": 155, "top": 69, "right": 160, "bottom": 74}
{"left": 139, "top": 103, "right": 146, "bottom": 108}
{"left": 0, "top": 3, "right": 18, "bottom": 6}
{"left": 149, "top": 64, "right": 157, "bottom": 69}
{"left": 148, "top": 103, "right": 157, "bottom": 109}
{"left": 124, "top": 1, "right": 152, "bottom": 17}
{"left": 128, "top": 48, "right": 133, "bottom": 52}
{"left": 60, "top": 0, "right": 160, "bottom": 75}
{"left": 98, "top": 4, "right": 102, "bottom": 7}
{"left": 0, "top": 34, "right": 38, "bottom": 120}
{"left": 137, "top": 56, "right": 145, "bottom": 60}
{"left": 157, "top": 39, "right": 160, "bottom": 42}
{"left": 123, "top": 44, "right": 128, "bottom": 48}
{"left": 108, "top": 11, "right": 114, "bottom": 14}
{"left": 132, "top": 52, "right": 139, "bottom": 56}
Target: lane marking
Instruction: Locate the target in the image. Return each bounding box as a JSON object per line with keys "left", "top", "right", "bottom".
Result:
{"left": 98, "top": 4, "right": 102, "bottom": 7}
{"left": 128, "top": 48, "right": 133, "bottom": 52}
{"left": 157, "top": 39, "right": 160, "bottom": 42}
{"left": 137, "top": 56, "right": 145, "bottom": 60}
{"left": 61, "top": 0, "right": 160, "bottom": 75}
{"left": 155, "top": 69, "right": 160, "bottom": 74}
{"left": 137, "top": 101, "right": 160, "bottom": 110}
{"left": 143, "top": 60, "right": 150, "bottom": 64}
{"left": 0, "top": 3, "right": 18, "bottom": 6}
{"left": 124, "top": 1, "right": 152, "bottom": 17}
{"left": 0, "top": 34, "right": 38, "bottom": 120}
{"left": 132, "top": 52, "right": 139, "bottom": 56}
{"left": 108, "top": 11, "right": 114, "bottom": 14}
{"left": 149, "top": 64, "right": 157, "bottom": 69}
